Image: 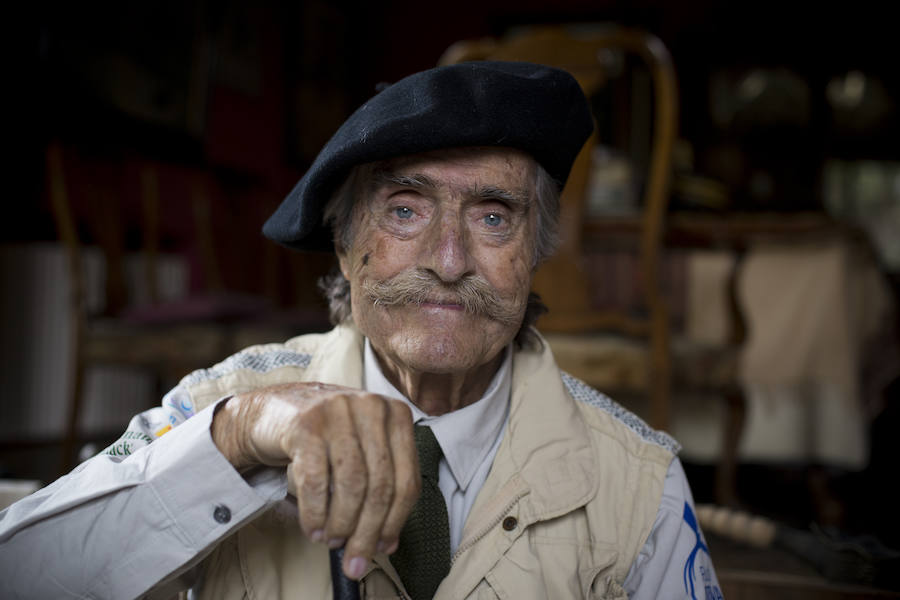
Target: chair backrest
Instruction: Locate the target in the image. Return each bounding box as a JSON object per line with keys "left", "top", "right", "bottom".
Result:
{"left": 439, "top": 26, "right": 679, "bottom": 337}
{"left": 46, "top": 142, "right": 225, "bottom": 319}
{"left": 48, "top": 142, "right": 126, "bottom": 319}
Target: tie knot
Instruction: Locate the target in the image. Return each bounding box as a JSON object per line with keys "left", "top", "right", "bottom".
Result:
{"left": 414, "top": 425, "right": 443, "bottom": 481}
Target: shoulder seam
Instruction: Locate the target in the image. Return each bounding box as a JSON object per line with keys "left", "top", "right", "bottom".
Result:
{"left": 561, "top": 372, "right": 681, "bottom": 454}
{"left": 181, "top": 348, "right": 313, "bottom": 387}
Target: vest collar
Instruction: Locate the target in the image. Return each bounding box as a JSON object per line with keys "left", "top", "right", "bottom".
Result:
{"left": 302, "top": 323, "right": 365, "bottom": 387}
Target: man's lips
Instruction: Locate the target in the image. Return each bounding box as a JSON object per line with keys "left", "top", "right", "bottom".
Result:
{"left": 419, "top": 300, "right": 464, "bottom": 311}
{"left": 373, "top": 297, "right": 466, "bottom": 311}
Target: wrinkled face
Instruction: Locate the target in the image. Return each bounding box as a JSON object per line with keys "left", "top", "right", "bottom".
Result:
{"left": 337, "top": 147, "right": 537, "bottom": 376}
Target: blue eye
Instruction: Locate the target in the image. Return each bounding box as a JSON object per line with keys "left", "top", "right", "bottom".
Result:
{"left": 484, "top": 213, "right": 503, "bottom": 227}
{"left": 394, "top": 206, "right": 413, "bottom": 219}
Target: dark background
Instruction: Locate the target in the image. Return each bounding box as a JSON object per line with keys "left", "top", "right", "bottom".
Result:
{"left": 11, "top": 0, "right": 900, "bottom": 246}
{"left": 5, "top": 0, "right": 900, "bottom": 557}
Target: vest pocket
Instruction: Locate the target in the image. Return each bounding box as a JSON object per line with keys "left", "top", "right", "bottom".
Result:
{"left": 587, "top": 575, "right": 628, "bottom": 600}
{"left": 484, "top": 533, "right": 619, "bottom": 598}
{"left": 585, "top": 573, "right": 628, "bottom": 600}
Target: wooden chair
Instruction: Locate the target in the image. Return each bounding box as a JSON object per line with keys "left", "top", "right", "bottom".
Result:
{"left": 440, "top": 26, "right": 746, "bottom": 504}
{"left": 46, "top": 142, "right": 279, "bottom": 473}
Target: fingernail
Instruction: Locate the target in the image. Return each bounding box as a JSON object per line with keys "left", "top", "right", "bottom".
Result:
{"left": 328, "top": 537, "right": 346, "bottom": 549}
{"left": 347, "top": 556, "right": 368, "bottom": 579}
{"left": 377, "top": 539, "right": 398, "bottom": 554}
{"left": 310, "top": 529, "right": 324, "bottom": 543}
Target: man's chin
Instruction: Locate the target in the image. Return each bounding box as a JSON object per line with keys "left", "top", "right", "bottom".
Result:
{"left": 386, "top": 332, "right": 504, "bottom": 375}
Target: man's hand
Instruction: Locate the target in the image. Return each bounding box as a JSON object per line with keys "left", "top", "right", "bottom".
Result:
{"left": 210, "top": 382, "right": 420, "bottom": 580}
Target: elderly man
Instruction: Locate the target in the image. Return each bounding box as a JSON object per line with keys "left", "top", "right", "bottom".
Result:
{"left": 0, "top": 62, "right": 720, "bottom": 599}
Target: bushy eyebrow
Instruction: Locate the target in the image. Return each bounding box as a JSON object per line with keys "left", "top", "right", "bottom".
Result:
{"left": 374, "top": 170, "right": 531, "bottom": 208}
{"left": 373, "top": 170, "right": 436, "bottom": 190}
{"left": 477, "top": 186, "right": 530, "bottom": 208}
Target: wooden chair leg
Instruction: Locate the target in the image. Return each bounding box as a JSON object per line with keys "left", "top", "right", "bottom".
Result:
{"left": 715, "top": 249, "right": 748, "bottom": 506}
{"left": 59, "top": 356, "right": 86, "bottom": 476}
{"left": 715, "top": 388, "right": 746, "bottom": 507}
{"left": 649, "top": 302, "right": 672, "bottom": 431}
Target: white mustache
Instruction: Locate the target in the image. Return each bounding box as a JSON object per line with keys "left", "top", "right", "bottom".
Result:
{"left": 361, "top": 270, "right": 523, "bottom": 326}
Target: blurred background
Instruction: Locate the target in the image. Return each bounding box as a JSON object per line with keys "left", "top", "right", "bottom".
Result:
{"left": 3, "top": 1, "right": 899, "bottom": 596}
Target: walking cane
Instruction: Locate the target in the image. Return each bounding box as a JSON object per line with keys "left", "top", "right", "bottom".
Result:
{"left": 330, "top": 548, "right": 361, "bottom": 600}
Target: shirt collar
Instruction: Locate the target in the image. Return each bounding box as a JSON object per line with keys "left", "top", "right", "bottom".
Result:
{"left": 363, "top": 339, "right": 511, "bottom": 491}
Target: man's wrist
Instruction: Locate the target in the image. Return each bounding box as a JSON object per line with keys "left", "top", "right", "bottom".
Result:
{"left": 211, "top": 396, "right": 253, "bottom": 471}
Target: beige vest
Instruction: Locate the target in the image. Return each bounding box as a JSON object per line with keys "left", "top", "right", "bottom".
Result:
{"left": 182, "top": 325, "right": 676, "bottom": 599}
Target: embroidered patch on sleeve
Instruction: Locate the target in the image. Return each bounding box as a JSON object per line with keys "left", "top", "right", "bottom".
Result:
{"left": 104, "top": 440, "right": 133, "bottom": 457}
{"left": 101, "top": 409, "right": 170, "bottom": 458}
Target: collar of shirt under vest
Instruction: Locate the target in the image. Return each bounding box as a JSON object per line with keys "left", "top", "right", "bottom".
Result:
{"left": 362, "top": 339, "right": 511, "bottom": 493}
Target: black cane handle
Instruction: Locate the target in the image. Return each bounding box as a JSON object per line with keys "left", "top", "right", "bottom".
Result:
{"left": 329, "top": 547, "right": 362, "bottom": 600}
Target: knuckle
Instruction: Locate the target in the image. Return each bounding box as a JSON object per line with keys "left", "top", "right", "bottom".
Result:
{"left": 327, "top": 503, "right": 360, "bottom": 534}
{"left": 335, "top": 470, "right": 367, "bottom": 499}
{"left": 298, "top": 508, "right": 326, "bottom": 532}
{"left": 368, "top": 446, "right": 391, "bottom": 470}
{"left": 297, "top": 474, "right": 328, "bottom": 500}
{"left": 295, "top": 408, "right": 320, "bottom": 430}
{"left": 390, "top": 400, "right": 413, "bottom": 423}
{"left": 294, "top": 410, "right": 328, "bottom": 437}
{"left": 323, "top": 394, "right": 349, "bottom": 421}
{"left": 367, "top": 477, "right": 394, "bottom": 510}
{"left": 358, "top": 393, "right": 386, "bottom": 422}
{"left": 332, "top": 433, "right": 363, "bottom": 461}
{"left": 371, "top": 394, "right": 388, "bottom": 414}
{"left": 328, "top": 519, "right": 355, "bottom": 538}
{"left": 398, "top": 398, "right": 414, "bottom": 415}
{"left": 337, "top": 392, "right": 354, "bottom": 411}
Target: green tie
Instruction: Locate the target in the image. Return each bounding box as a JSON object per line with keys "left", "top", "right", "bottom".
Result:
{"left": 390, "top": 424, "right": 451, "bottom": 600}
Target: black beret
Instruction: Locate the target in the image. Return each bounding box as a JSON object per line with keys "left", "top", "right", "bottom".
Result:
{"left": 263, "top": 60, "right": 594, "bottom": 251}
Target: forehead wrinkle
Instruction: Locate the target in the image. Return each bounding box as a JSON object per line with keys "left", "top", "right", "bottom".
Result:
{"left": 370, "top": 153, "right": 535, "bottom": 211}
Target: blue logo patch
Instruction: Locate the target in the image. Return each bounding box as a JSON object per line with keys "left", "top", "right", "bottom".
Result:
{"left": 683, "top": 502, "right": 723, "bottom": 600}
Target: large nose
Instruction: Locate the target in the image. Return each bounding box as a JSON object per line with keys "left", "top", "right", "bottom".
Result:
{"left": 424, "top": 210, "right": 474, "bottom": 283}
